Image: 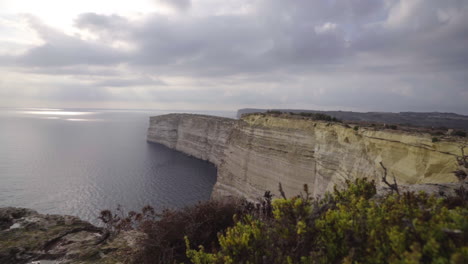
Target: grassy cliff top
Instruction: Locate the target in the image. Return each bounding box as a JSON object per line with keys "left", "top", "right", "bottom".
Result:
{"left": 241, "top": 112, "right": 468, "bottom": 143}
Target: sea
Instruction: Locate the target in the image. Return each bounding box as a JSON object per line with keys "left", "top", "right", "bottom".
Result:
{"left": 0, "top": 108, "right": 235, "bottom": 224}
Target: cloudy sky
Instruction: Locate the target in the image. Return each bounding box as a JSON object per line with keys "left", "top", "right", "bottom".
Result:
{"left": 0, "top": 0, "right": 467, "bottom": 114}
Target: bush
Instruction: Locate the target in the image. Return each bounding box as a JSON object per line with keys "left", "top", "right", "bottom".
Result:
{"left": 266, "top": 110, "right": 282, "bottom": 115}
{"left": 295, "top": 112, "right": 341, "bottom": 122}
{"left": 353, "top": 126, "right": 359, "bottom": 131}
{"left": 100, "top": 180, "right": 468, "bottom": 264}
{"left": 432, "top": 131, "right": 445, "bottom": 136}
{"left": 100, "top": 200, "right": 245, "bottom": 264}
{"left": 187, "top": 179, "right": 468, "bottom": 264}
{"left": 454, "top": 130, "right": 467, "bottom": 137}
{"left": 432, "top": 137, "right": 440, "bottom": 143}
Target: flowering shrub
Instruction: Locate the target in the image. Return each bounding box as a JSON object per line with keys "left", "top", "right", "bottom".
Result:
{"left": 186, "top": 179, "right": 468, "bottom": 264}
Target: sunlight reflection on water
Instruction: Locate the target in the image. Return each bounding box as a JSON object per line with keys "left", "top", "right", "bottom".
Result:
{"left": 22, "top": 111, "right": 94, "bottom": 116}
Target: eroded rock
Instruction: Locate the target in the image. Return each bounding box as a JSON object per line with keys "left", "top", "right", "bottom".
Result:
{"left": 0, "top": 208, "right": 141, "bottom": 264}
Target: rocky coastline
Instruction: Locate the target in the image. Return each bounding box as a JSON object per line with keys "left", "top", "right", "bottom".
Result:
{"left": 0, "top": 207, "right": 141, "bottom": 264}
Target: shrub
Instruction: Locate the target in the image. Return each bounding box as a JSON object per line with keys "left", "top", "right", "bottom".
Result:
{"left": 267, "top": 110, "right": 282, "bottom": 115}
{"left": 100, "top": 180, "right": 468, "bottom": 264}
{"left": 187, "top": 179, "right": 468, "bottom": 264}
{"left": 295, "top": 112, "right": 341, "bottom": 122}
{"left": 454, "top": 130, "right": 467, "bottom": 137}
{"left": 100, "top": 200, "right": 244, "bottom": 264}
{"left": 432, "top": 137, "right": 440, "bottom": 143}
{"left": 432, "top": 131, "right": 445, "bottom": 136}
{"left": 353, "top": 126, "right": 359, "bottom": 131}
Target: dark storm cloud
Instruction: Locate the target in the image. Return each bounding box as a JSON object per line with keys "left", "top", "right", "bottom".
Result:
{"left": 1, "top": 0, "right": 467, "bottom": 113}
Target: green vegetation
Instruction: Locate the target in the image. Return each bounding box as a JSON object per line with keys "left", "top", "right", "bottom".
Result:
{"left": 386, "top": 124, "right": 398, "bottom": 130}
{"left": 264, "top": 110, "right": 342, "bottom": 122}
{"left": 296, "top": 112, "right": 341, "bottom": 122}
{"left": 99, "top": 201, "right": 242, "bottom": 263}
{"left": 454, "top": 130, "right": 467, "bottom": 137}
{"left": 101, "top": 180, "right": 468, "bottom": 264}
{"left": 432, "top": 137, "right": 440, "bottom": 143}
{"left": 266, "top": 110, "right": 283, "bottom": 115}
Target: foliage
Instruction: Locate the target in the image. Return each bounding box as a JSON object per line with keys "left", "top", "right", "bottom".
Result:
{"left": 453, "top": 130, "right": 467, "bottom": 137}
{"left": 99, "top": 180, "right": 467, "bottom": 264}
{"left": 296, "top": 112, "right": 341, "bottom": 122}
{"left": 99, "top": 205, "right": 156, "bottom": 234}
{"left": 267, "top": 110, "right": 283, "bottom": 115}
{"left": 432, "top": 137, "right": 440, "bottom": 143}
{"left": 431, "top": 131, "right": 445, "bottom": 136}
{"left": 100, "top": 200, "right": 244, "bottom": 264}
{"left": 263, "top": 110, "right": 343, "bottom": 122}
{"left": 386, "top": 124, "right": 398, "bottom": 130}
{"left": 186, "top": 179, "right": 468, "bottom": 264}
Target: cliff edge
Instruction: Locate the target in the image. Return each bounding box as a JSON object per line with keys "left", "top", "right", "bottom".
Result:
{"left": 147, "top": 113, "right": 467, "bottom": 200}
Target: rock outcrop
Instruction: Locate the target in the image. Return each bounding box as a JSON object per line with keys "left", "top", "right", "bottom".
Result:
{"left": 147, "top": 113, "right": 468, "bottom": 200}
{"left": 0, "top": 207, "right": 141, "bottom": 264}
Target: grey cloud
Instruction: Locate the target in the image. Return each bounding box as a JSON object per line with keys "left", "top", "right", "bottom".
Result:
{"left": 21, "top": 66, "right": 123, "bottom": 76}
{"left": 7, "top": 1, "right": 468, "bottom": 75}
{"left": 352, "top": 0, "right": 468, "bottom": 71}
{"left": 74, "top": 13, "right": 131, "bottom": 41}
{"left": 155, "top": 0, "right": 191, "bottom": 11}
{"left": 1, "top": 0, "right": 468, "bottom": 114}
{"left": 94, "top": 76, "right": 166, "bottom": 87}
{"left": 4, "top": 15, "right": 128, "bottom": 67}
{"left": 17, "top": 43, "right": 124, "bottom": 67}
{"left": 50, "top": 84, "right": 109, "bottom": 102}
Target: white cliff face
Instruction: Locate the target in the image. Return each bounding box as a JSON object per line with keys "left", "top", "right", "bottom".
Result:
{"left": 213, "top": 115, "right": 466, "bottom": 200}
{"left": 147, "top": 114, "right": 467, "bottom": 200}
{"left": 147, "top": 114, "right": 236, "bottom": 166}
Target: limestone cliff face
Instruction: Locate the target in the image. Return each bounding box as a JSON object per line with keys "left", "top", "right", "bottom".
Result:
{"left": 214, "top": 115, "right": 466, "bottom": 200}
{"left": 147, "top": 114, "right": 236, "bottom": 166}
{"left": 147, "top": 114, "right": 467, "bottom": 200}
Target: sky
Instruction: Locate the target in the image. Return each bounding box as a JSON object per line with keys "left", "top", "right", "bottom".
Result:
{"left": 0, "top": 0, "right": 467, "bottom": 114}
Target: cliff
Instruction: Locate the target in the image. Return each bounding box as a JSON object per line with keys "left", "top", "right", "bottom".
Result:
{"left": 147, "top": 114, "right": 467, "bottom": 200}
{"left": 147, "top": 113, "right": 236, "bottom": 166}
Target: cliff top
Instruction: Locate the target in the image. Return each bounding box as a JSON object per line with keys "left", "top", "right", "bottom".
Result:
{"left": 150, "top": 113, "right": 235, "bottom": 122}
{"left": 238, "top": 108, "right": 468, "bottom": 130}
{"left": 241, "top": 112, "right": 468, "bottom": 144}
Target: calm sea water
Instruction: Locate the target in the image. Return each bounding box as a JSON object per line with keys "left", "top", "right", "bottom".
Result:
{"left": 0, "top": 108, "right": 235, "bottom": 224}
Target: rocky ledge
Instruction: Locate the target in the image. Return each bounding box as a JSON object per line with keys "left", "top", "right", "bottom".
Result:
{"left": 0, "top": 207, "right": 142, "bottom": 264}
